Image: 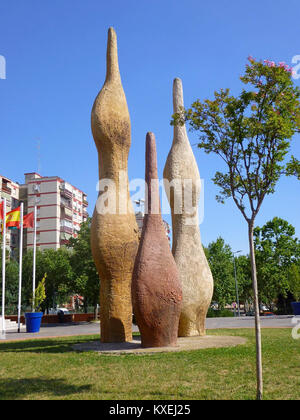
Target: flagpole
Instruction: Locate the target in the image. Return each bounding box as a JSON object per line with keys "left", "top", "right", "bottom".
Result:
{"left": 17, "top": 203, "right": 24, "bottom": 333}
{"left": 1, "top": 198, "right": 6, "bottom": 340}
{"left": 32, "top": 205, "right": 37, "bottom": 312}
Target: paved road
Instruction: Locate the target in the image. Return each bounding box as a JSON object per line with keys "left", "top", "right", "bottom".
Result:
{"left": 0, "top": 316, "right": 297, "bottom": 342}
{"left": 206, "top": 315, "right": 296, "bottom": 329}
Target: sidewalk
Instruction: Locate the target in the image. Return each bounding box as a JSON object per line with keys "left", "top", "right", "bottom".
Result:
{"left": 0, "top": 316, "right": 296, "bottom": 342}
{"left": 0, "top": 322, "right": 139, "bottom": 342}
{"left": 206, "top": 315, "right": 295, "bottom": 330}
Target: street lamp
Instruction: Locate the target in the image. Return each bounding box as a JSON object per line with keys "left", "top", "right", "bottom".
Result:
{"left": 134, "top": 199, "right": 145, "bottom": 215}
{"left": 233, "top": 250, "right": 242, "bottom": 317}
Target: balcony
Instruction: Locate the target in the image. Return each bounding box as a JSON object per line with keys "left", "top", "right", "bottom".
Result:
{"left": 60, "top": 186, "right": 73, "bottom": 200}
{"left": 60, "top": 239, "right": 70, "bottom": 246}
{"left": 61, "top": 213, "right": 73, "bottom": 221}
{"left": 60, "top": 199, "right": 72, "bottom": 210}
{"left": 83, "top": 210, "right": 89, "bottom": 219}
{"left": 82, "top": 198, "right": 88, "bottom": 207}
{"left": 1, "top": 184, "right": 12, "bottom": 195}
{"left": 60, "top": 226, "right": 73, "bottom": 235}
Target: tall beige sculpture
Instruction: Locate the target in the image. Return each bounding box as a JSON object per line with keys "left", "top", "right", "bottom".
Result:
{"left": 91, "top": 28, "right": 139, "bottom": 343}
{"left": 163, "top": 78, "right": 214, "bottom": 337}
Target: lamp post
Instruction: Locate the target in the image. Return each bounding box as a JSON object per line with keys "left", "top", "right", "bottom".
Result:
{"left": 233, "top": 250, "right": 242, "bottom": 317}
{"left": 134, "top": 199, "right": 145, "bottom": 215}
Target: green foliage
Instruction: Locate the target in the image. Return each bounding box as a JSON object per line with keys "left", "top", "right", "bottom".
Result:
{"left": 235, "top": 254, "right": 253, "bottom": 304}
{"left": 0, "top": 258, "right": 19, "bottom": 314}
{"left": 22, "top": 247, "right": 73, "bottom": 311}
{"left": 286, "top": 155, "right": 300, "bottom": 180}
{"left": 254, "top": 217, "right": 300, "bottom": 305}
{"left": 172, "top": 58, "right": 300, "bottom": 222}
{"left": 205, "top": 237, "right": 253, "bottom": 309}
{"left": 288, "top": 265, "right": 300, "bottom": 301}
{"left": 207, "top": 308, "right": 234, "bottom": 318}
{"left": 67, "top": 218, "right": 100, "bottom": 311}
{"left": 205, "top": 237, "right": 236, "bottom": 308}
{"left": 31, "top": 274, "right": 46, "bottom": 311}
{"left": 1, "top": 219, "right": 99, "bottom": 315}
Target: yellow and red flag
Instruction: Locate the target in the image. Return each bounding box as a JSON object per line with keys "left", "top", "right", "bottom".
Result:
{"left": 23, "top": 212, "right": 34, "bottom": 228}
{"left": 6, "top": 207, "right": 21, "bottom": 228}
{"left": 0, "top": 201, "right": 3, "bottom": 220}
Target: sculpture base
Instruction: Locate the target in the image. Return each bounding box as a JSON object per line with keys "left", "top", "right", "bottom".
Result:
{"left": 73, "top": 335, "right": 246, "bottom": 355}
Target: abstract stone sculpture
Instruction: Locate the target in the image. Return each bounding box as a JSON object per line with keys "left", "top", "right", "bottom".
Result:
{"left": 163, "top": 78, "right": 214, "bottom": 337}
{"left": 132, "top": 132, "right": 182, "bottom": 348}
{"left": 91, "top": 27, "right": 139, "bottom": 343}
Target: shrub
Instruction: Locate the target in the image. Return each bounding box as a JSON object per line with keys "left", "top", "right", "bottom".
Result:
{"left": 207, "top": 308, "right": 234, "bottom": 318}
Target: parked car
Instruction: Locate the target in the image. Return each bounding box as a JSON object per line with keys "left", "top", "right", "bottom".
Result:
{"left": 246, "top": 310, "right": 275, "bottom": 316}
{"left": 261, "top": 311, "right": 275, "bottom": 316}
{"left": 260, "top": 304, "right": 269, "bottom": 312}
{"left": 49, "top": 308, "right": 70, "bottom": 315}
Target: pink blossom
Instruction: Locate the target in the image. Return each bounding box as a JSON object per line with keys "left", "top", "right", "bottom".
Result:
{"left": 264, "top": 59, "right": 276, "bottom": 68}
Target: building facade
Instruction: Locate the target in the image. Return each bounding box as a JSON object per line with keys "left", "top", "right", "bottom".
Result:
{"left": 22, "top": 173, "right": 88, "bottom": 251}
{"left": 1, "top": 172, "right": 88, "bottom": 253}
{"left": 0, "top": 174, "right": 20, "bottom": 257}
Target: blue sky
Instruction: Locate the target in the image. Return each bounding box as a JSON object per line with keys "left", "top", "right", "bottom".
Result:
{"left": 0, "top": 0, "right": 299, "bottom": 254}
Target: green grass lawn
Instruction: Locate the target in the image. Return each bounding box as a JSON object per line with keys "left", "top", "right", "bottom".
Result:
{"left": 0, "top": 328, "right": 299, "bottom": 400}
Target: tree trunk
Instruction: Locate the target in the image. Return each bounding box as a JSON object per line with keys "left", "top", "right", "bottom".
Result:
{"left": 248, "top": 221, "right": 263, "bottom": 400}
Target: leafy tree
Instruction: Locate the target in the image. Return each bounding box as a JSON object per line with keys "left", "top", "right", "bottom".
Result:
{"left": 31, "top": 274, "right": 47, "bottom": 312}
{"left": 254, "top": 217, "right": 300, "bottom": 308}
{"left": 205, "top": 239, "right": 253, "bottom": 312}
{"left": 22, "top": 248, "right": 73, "bottom": 312}
{"left": 67, "top": 218, "right": 100, "bottom": 313}
{"left": 0, "top": 258, "right": 19, "bottom": 314}
{"left": 41, "top": 248, "right": 73, "bottom": 311}
{"left": 235, "top": 254, "right": 253, "bottom": 310}
{"left": 286, "top": 155, "right": 300, "bottom": 179}
{"left": 289, "top": 264, "right": 300, "bottom": 302}
{"left": 22, "top": 249, "right": 46, "bottom": 307}
{"left": 173, "top": 57, "right": 300, "bottom": 399}
{"left": 205, "top": 237, "right": 236, "bottom": 308}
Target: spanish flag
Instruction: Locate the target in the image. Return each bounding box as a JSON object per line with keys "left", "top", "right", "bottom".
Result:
{"left": 0, "top": 202, "right": 3, "bottom": 220}
{"left": 6, "top": 207, "right": 21, "bottom": 228}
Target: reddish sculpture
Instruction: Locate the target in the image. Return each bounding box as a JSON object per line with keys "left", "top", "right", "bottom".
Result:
{"left": 132, "top": 132, "right": 182, "bottom": 348}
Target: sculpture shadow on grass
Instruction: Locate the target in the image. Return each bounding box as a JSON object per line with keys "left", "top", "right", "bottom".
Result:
{"left": 0, "top": 337, "right": 98, "bottom": 354}
{"left": 0, "top": 378, "right": 92, "bottom": 400}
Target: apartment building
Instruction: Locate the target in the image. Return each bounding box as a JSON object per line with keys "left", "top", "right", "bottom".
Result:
{"left": 21, "top": 173, "right": 88, "bottom": 251}
{"left": 0, "top": 174, "right": 20, "bottom": 256}
{"left": 1, "top": 172, "right": 88, "bottom": 253}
